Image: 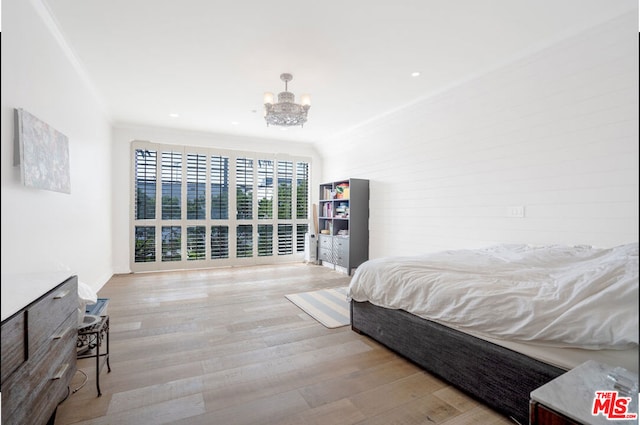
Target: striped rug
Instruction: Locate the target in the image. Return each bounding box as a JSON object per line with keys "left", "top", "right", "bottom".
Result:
{"left": 285, "top": 286, "right": 350, "bottom": 329}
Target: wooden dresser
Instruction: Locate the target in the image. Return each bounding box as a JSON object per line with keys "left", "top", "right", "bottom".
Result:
{"left": 1, "top": 274, "right": 78, "bottom": 425}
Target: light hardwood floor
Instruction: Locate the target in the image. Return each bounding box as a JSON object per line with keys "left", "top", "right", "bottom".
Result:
{"left": 55, "top": 263, "right": 513, "bottom": 425}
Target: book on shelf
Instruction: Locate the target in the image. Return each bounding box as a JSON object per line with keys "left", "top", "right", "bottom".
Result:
{"left": 322, "top": 187, "right": 333, "bottom": 200}
{"left": 322, "top": 202, "right": 333, "bottom": 217}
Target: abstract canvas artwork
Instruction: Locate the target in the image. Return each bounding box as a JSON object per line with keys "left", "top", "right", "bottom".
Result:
{"left": 15, "top": 108, "right": 71, "bottom": 194}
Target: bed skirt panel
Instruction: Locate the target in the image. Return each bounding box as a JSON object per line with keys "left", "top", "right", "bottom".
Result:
{"left": 350, "top": 300, "right": 566, "bottom": 424}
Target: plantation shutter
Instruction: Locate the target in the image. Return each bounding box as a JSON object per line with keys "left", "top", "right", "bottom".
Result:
{"left": 237, "top": 224, "right": 253, "bottom": 257}
{"left": 278, "top": 224, "right": 293, "bottom": 255}
{"left": 236, "top": 158, "right": 253, "bottom": 220}
{"left": 187, "top": 226, "right": 206, "bottom": 260}
{"left": 296, "top": 162, "right": 309, "bottom": 220}
{"left": 257, "top": 160, "right": 274, "bottom": 219}
{"left": 211, "top": 226, "right": 229, "bottom": 259}
{"left": 161, "top": 226, "right": 181, "bottom": 261}
{"left": 258, "top": 224, "right": 273, "bottom": 256}
{"left": 135, "top": 149, "right": 157, "bottom": 220}
{"left": 161, "top": 151, "right": 182, "bottom": 220}
{"left": 210, "top": 155, "right": 229, "bottom": 220}
{"left": 187, "top": 153, "right": 206, "bottom": 220}
{"left": 277, "top": 161, "right": 293, "bottom": 220}
{"left": 131, "top": 141, "right": 311, "bottom": 271}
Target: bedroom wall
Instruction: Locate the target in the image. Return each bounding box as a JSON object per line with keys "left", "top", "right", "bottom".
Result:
{"left": 1, "top": 0, "right": 113, "bottom": 292}
{"left": 111, "top": 124, "right": 321, "bottom": 274}
{"left": 318, "top": 11, "right": 639, "bottom": 258}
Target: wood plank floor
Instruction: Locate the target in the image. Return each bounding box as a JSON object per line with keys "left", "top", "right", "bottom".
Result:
{"left": 55, "top": 263, "right": 513, "bottom": 425}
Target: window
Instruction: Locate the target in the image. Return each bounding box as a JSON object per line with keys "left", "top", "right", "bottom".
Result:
{"left": 187, "top": 226, "right": 206, "bottom": 260}
{"left": 187, "top": 153, "right": 206, "bottom": 220}
{"left": 296, "top": 162, "right": 309, "bottom": 219}
{"left": 278, "top": 224, "right": 293, "bottom": 255}
{"left": 161, "top": 151, "right": 182, "bottom": 220}
{"left": 135, "top": 149, "right": 156, "bottom": 220}
{"left": 131, "top": 141, "right": 311, "bottom": 271}
{"left": 257, "top": 160, "right": 274, "bottom": 219}
{"left": 236, "top": 158, "right": 253, "bottom": 220}
{"left": 237, "top": 224, "right": 253, "bottom": 258}
{"left": 296, "top": 224, "right": 308, "bottom": 253}
{"left": 210, "top": 155, "right": 229, "bottom": 220}
{"left": 258, "top": 224, "right": 273, "bottom": 256}
{"left": 161, "top": 226, "right": 182, "bottom": 261}
{"left": 277, "top": 161, "right": 293, "bottom": 220}
{"left": 211, "top": 225, "right": 229, "bottom": 259}
{"left": 134, "top": 226, "right": 155, "bottom": 262}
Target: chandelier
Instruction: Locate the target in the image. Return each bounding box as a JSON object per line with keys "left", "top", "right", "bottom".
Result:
{"left": 264, "top": 73, "right": 311, "bottom": 127}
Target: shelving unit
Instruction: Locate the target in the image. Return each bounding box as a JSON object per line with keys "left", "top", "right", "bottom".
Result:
{"left": 317, "top": 178, "right": 369, "bottom": 275}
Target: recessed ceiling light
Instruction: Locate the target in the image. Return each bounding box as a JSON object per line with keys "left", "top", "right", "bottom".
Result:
{"left": 411, "top": 72, "right": 421, "bottom": 77}
{"left": 231, "top": 121, "right": 239, "bottom": 125}
{"left": 169, "top": 113, "right": 179, "bottom": 118}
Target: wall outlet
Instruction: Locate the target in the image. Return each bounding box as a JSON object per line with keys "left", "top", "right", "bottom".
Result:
{"left": 507, "top": 206, "right": 525, "bottom": 218}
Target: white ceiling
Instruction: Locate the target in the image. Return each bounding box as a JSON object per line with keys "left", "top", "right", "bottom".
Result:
{"left": 41, "top": 0, "right": 637, "bottom": 145}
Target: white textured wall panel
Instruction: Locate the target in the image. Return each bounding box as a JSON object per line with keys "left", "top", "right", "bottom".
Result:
{"left": 320, "top": 12, "right": 638, "bottom": 259}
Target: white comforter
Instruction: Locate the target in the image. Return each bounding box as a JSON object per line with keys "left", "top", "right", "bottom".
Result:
{"left": 348, "top": 243, "right": 639, "bottom": 350}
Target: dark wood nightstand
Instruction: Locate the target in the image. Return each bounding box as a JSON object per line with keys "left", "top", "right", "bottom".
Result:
{"left": 530, "top": 400, "right": 581, "bottom": 424}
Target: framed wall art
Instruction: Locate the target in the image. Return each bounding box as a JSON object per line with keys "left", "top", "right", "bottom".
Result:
{"left": 14, "top": 108, "right": 71, "bottom": 194}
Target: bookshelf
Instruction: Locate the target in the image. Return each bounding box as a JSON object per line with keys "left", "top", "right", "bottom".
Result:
{"left": 317, "top": 178, "right": 369, "bottom": 275}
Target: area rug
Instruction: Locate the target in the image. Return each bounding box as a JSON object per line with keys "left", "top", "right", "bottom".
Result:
{"left": 285, "top": 286, "right": 350, "bottom": 328}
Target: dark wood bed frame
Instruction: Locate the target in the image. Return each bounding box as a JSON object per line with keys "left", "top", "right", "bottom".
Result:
{"left": 351, "top": 300, "right": 567, "bottom": 425}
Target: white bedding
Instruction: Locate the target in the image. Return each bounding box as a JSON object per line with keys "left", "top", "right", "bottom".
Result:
{"left": 348, "top": 243, "right": 639, "bottom": 350}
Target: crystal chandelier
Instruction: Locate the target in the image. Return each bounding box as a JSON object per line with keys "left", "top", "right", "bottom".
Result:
{"left": 264, "top": 73, "right": 311, "bottom": 127}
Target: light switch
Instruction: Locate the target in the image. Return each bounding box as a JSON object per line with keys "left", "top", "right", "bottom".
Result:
{"left": 507, "top": 206, "right": 525, "bottom": 218}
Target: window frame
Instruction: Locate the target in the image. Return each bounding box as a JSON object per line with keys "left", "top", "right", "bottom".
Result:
{"left": 130, "top": 141, "right": 312, "bottom": 272}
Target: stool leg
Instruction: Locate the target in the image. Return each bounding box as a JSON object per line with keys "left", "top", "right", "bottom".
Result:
{"left": 95, "top": 329, "right": 102, "bottom": 397}
{"left": 105, "top": 316, "right": 111, "bottom": 373}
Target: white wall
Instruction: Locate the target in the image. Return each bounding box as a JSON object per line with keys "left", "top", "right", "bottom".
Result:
{"left": 111, "top": 124, "right": 321, "bottom": 274}
{"left": 2, "top": 1, "right": 636, "bottom": 287}
{"left": 1, "top": 0, "right": 113, "bottom": 292}
{"left": 319, "top": 11, "right": 639, "bottom": 259}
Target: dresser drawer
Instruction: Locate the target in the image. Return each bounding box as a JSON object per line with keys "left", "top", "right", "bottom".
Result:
{"left": 334, "top": 253, "right": 349, "bottom": 267}
{"left": 28, "top": 277, "right": 78, "bottom": 357}
{"left": 318, "top": 247, "right": 332, "bottom": 262}
{"left": 318, "top": 235, "right": 333, "bottom": 249}
{"left": 0, "top": 311, "right": 27, "bottom": 384}
{"left": 1, "top": 311, "right": 77, "bottom": 425}
{"left": 333, "top": 238, "right": 348, "bottom": 254}
{"left": 333, "top": 238, "right": 349, "bottom": 267}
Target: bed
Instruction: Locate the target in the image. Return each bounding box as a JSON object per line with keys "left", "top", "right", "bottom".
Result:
{"left": 348, "top": 243, "right": 638, "bottom": 424}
